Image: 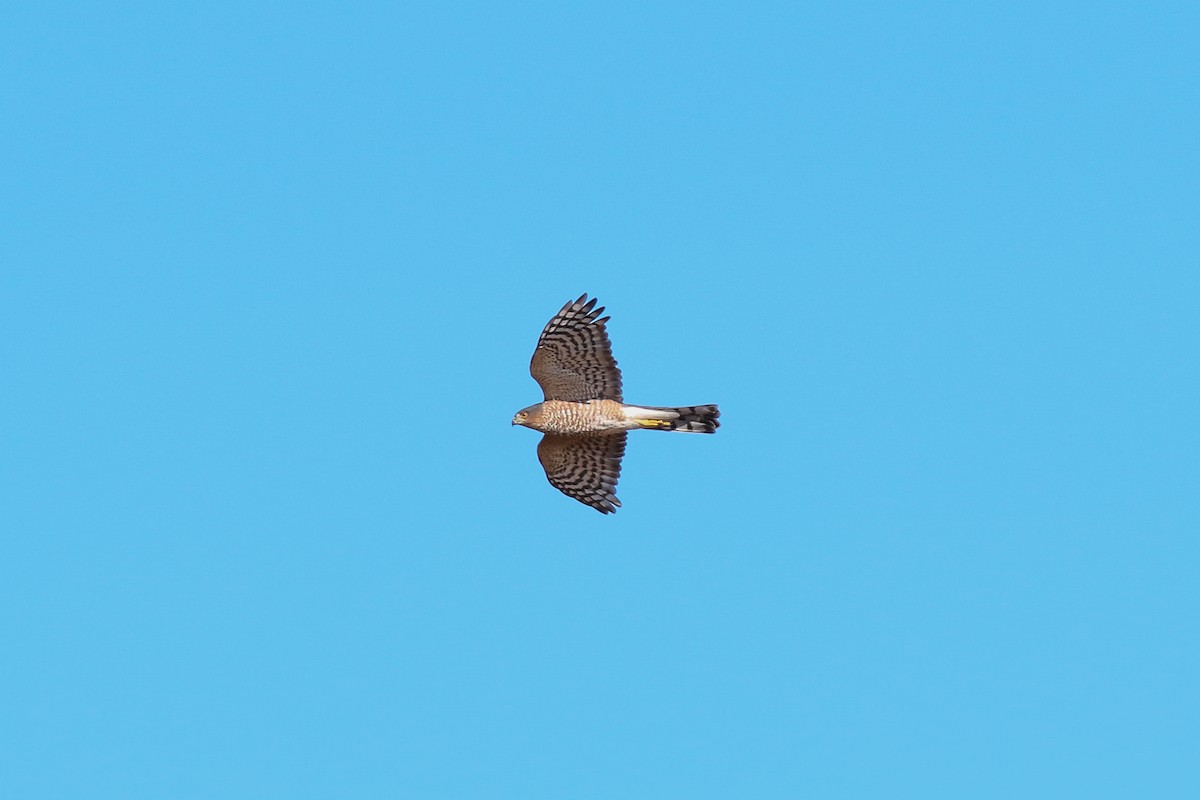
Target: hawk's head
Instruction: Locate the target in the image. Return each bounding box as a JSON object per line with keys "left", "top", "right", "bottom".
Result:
{"left": 512, "top": 404, "right": 541, "bottom": 428}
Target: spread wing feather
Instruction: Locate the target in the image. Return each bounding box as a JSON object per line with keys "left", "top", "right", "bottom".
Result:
{"left": 537, "top": 432, "right": 626, "bottom": 514}
{"left": 530, "top": 294, "right": 622, "bottom": 401}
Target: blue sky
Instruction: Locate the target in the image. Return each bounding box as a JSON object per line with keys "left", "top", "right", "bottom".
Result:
{"left": 2, "top": 2, "right": 1197, "bottom": 797}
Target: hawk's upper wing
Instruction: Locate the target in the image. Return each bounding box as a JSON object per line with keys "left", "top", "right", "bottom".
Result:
{"left": 537, "top": 432, "right": 626, "bottom": 514}
{"left": 530, "top": 294, "right": 623, "bottom": 401}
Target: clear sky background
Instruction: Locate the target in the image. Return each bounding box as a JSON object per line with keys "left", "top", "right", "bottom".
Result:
{"left": 2, "top": 2, "right": 1197, "bottom": 797}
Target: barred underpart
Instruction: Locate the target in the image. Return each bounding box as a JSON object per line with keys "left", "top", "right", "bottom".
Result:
{"left": 533, "top": 399, "right": 627, "bottom": 435}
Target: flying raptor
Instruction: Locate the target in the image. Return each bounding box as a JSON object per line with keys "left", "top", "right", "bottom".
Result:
{"left": 512, "top": 294, "right": 719, "bottom": 513}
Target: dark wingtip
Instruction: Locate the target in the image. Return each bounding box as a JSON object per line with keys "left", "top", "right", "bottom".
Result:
{"left": 563, "top": 294, "right": 608, "bottom": 323}
{"left": 591, "top": 494, "right": 621, "bottom": 514}
{"left": 559, "top": 293, "right": 589, "bottom": 314}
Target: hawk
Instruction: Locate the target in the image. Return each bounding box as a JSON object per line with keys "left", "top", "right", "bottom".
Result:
{"left": 513, "top": 294, "right": 720, "bottom": 513}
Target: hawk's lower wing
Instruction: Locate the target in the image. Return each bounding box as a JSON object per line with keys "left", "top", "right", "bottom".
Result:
{"left": 536, "top": 432, "right": 626, "bottom": 514}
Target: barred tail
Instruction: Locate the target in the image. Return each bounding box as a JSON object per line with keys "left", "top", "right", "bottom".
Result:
{"left": 626, "top": 404, "right": 720, "bottom": 434}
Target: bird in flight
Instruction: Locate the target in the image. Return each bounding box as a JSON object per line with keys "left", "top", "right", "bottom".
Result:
{"left": 513, "top": 294, "right": 719, "bottom": 513}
